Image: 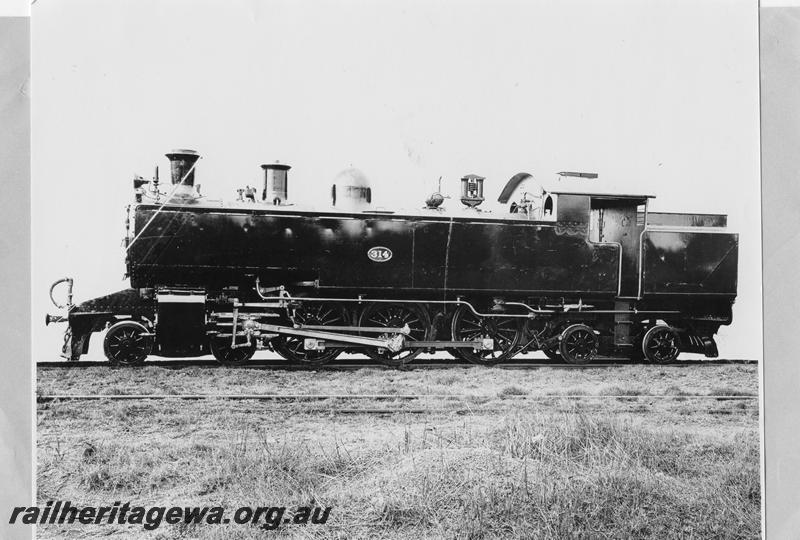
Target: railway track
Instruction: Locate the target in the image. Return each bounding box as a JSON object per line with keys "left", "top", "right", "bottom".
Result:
{"left": 37, "top": 392, "right": 757, "bottom": 417}
{"left": 37, "top": 393, "right": 757, "bottom": 402}
{"left": 36, "top": 357, "right": 757, "bottom": 369}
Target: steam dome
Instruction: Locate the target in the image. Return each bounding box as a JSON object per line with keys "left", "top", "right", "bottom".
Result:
{"left": 331, "top": 168, "right": 372, "bottom": 210}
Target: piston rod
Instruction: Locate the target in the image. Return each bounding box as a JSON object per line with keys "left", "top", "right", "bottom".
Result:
{"left": 249, "top": 324, "right": 405, "bottom": 353}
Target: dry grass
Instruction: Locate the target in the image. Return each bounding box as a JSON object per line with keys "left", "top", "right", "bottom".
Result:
{"left": 497, "top": 385, "right": 527, "bottom": 397}
{"left": 36, "top": 364, "right": 761, "bottom": 539}
{"left": 38, "top": 410, "right": 760, "bottom": 539}
{"left": 598, "top": 384, "right": 645, "bottom": 397}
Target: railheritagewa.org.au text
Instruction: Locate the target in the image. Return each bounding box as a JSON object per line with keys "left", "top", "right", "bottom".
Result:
{"left": 9, "top": 501, "right": 331, "bottom": 531}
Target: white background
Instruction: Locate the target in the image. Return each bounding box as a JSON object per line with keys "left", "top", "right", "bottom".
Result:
{"left": 31, "top": 0, "right": 761, "bottom": 360}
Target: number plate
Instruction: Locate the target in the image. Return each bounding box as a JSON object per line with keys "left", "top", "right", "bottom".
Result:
{"left": 367, "top": 246, "right": 393, "bottom": 262}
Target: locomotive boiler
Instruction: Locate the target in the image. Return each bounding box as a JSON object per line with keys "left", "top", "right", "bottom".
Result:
{"left": 46, "top": 150, "right": 738, "bottom": 367}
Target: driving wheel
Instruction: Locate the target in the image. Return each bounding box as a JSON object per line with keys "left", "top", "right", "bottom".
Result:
{"left": 359, "top": 303, "right": 430, "bottom": 367}
{"left": 450, "top": 306, "right": 522, "bottom": 366}
{"left": 272, "top": 302, "right": 348, "bottom": 366}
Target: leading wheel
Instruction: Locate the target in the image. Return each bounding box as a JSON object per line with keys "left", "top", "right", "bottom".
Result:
{"left": 272, "top": 302, "right": 347, "bottom": 366}
{"left": 642, "top": 325, "right": 681, "bottom": 364}
{"left": 210, "top": 335, "right": 256, "bottom": 366}
{"left": 559, "top": 324, "right": 598, "bottom": 365}
{"left": 359, "top": 303, "right": 430, "bottom": 367}
{"left": 450, "top": 306, "right": 522, "bottom": 366}
{"left": 103, "top": 321, "right": 154, "bottom": 366}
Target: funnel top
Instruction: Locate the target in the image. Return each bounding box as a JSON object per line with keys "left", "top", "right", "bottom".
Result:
{"left": 166, "top": 149, "right": 200, "bottom": 158}
{"left": 261, "top": 162, "right": 291, "bottom": 171}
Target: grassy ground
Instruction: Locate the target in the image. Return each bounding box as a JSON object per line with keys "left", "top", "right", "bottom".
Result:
{"left": 36, "top": 363, "right": 760, "bottom": 539}
{"left": 37, "top": 362, "right": 757, "bottom": 400}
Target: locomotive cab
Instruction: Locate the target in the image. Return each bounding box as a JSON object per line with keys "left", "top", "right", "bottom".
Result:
{"left": 544, "top": 190, "right": 651, "bottom": 297}
{"left": 587, "top": 194, "right": 649, "bottom": 297}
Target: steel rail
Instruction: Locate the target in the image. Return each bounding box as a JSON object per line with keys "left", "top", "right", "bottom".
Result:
{"left": 36, "top": 393, "right": 757, "bottom": 403}
{"left": 33, "top": 361, "right": 629, "bottom": 369}
{"left": 35, "top": 358, "right": 757, "bottom": 369}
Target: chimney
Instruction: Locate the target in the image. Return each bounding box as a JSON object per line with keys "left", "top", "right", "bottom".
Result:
{"left": 165, "top": 149, "right": 200, "bottom": 186}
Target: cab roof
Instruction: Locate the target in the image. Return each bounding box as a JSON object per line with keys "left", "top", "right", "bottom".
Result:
{"left": 497, "top": 172, "right": 654, "bottom": 204}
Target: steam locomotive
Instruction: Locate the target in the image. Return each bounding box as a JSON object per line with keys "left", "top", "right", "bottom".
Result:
{"left": 46, "top": 150, "right": 738, "bottom": 366}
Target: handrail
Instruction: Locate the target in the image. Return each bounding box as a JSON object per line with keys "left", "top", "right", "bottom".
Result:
{"left": 49, "top": 277, "right": 74, "bottom": 310}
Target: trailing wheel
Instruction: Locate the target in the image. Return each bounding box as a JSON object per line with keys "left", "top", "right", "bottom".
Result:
{"left": 359, "top": 303, "right": 430, "bottom": 367}
{"left": 558, "top": 324, "right": 598, "bottom": 365}
{"left": 103, "top": 320, "right": 154, "bottom": 366}
{"left": 641, "top": 325, "right": 681, "bottom": 364}
{"left": 272, "top": 302, "right": 348, "bottom": 366}
{"left": 450, "top": 306, "right": 522, "bottom": 366}
{"left": 210, "top": 335, "right": 256, "bottom": 366}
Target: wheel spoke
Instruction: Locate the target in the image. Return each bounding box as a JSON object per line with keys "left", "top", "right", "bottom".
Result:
{"left": 358, "top": 303, "right": 430, "bottom": 365}
{"left": 559, "top": 326, "right": 596, "bottom": 364}
{"left": 452, "top": 308, "right": 520, "bottom": 365}
{"left": 273, "top": 303, "right": 346, "bottom": 365}
{"left": 460, "top": 329, "right": 483, "bottom": 340}
{"left": 105, "top": 323, "right": 152, "bottom": 365}
{"left": 643, "top": 327, "right": 679, "bottom": 363}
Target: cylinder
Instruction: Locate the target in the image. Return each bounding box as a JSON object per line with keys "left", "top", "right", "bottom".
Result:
{"left": 261, "top": 162, "right": 291, "bottom": 204}
{"left": 165, "top": 149, "right": 200, "bottom": 186}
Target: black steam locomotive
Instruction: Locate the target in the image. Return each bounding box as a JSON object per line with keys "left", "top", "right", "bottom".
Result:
{"left": 46, "top": 150, "right": 738, "bottom": 366}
